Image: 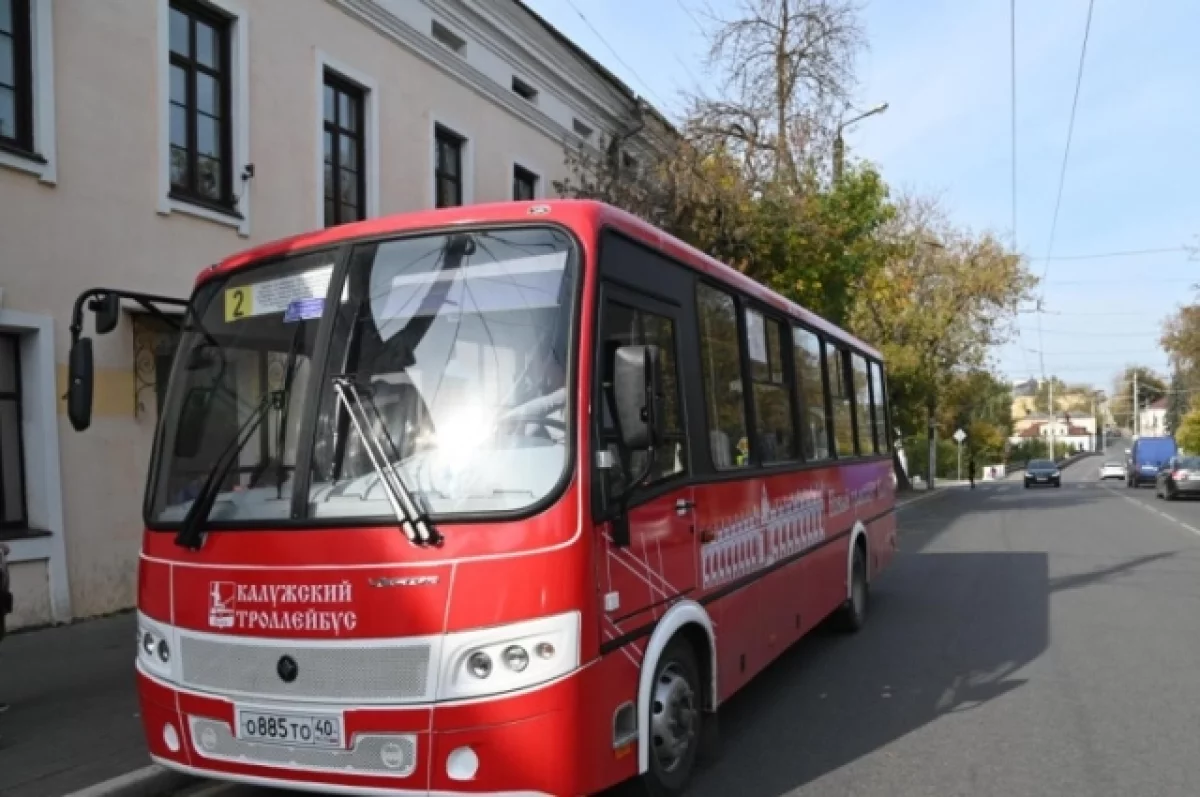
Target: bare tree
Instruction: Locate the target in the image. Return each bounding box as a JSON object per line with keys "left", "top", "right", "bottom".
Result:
{"left": 698, "top": 0, "right": 865, "bottom": 186}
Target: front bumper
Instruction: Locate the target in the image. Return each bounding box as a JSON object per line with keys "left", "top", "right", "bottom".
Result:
{"left": 138, "top": 664, "right": 591, "bottom": 796}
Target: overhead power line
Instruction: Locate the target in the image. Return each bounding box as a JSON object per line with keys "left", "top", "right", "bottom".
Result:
{"left": 1043, "top": 246, "right": 1190, "bottom": 261}
{"left": 1036, "top": 0, "right": 1096, "bottom": 387}
{"left": 1010, "top": 0, "right": 1018, "bottom": 253}
{"left": 562, "top": 0, "right": 671, "bottom": 110}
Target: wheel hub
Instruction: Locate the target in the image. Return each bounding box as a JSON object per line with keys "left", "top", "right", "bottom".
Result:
{"left": 650, "top": 662, "right": 697, "bottom": 773}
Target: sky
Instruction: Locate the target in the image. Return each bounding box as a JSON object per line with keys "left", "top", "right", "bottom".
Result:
{"left": 522, "top": 0, "right": 1200, "bottom": 395}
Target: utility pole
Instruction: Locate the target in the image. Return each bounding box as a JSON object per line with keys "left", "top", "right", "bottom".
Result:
{"left": 1133, "top": 371, "right": 1139, "bottom": 437}
{"left": 1048, "top": 377, "right": 1056, "bottom": 461}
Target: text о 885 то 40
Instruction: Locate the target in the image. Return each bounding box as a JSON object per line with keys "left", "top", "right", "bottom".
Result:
{"left": 237, "top": 710, "right": 342, "bottom": 748}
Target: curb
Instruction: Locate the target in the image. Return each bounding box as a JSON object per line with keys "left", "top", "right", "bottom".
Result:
{"left": 60, "top": 765, "right": 200, "bottom": 797}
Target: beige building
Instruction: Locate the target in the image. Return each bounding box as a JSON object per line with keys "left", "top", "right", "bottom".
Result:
{"left": 0, "top": 0, "right": 665, "bottom": 629}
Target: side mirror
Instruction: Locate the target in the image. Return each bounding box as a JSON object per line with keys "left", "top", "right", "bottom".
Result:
{"left": 89, "top": 294, "right": 121, "bottom": 335}
{"left": 613, "top": 344, "right": 663, "bottom": 452}
{"left": 67, "top": 337, "right": 94, "bottom": 431}
{"left": 173, "top": 386, "right": 214, "bottom": 458}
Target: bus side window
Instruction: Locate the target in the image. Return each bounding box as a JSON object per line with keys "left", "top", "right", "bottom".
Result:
{"left": 824, "top": 341, "right": 855, "bottom": 458}
{"left": 697, "top": 283, "right": 749, "bottom": 469}
{"left": 869, "top": 361, "right": 890, "bottom": 453}
{"left": 850, "top": 352, "right": 873, "bottom": 455}
{"left": 597, "top": 299, "right": 687, "bottom": 490}
{"left": 745, "top": 308, "right": 795, "bottom": 464}
{"left": 793, "top": 326, "right": 830, "bottom": 462}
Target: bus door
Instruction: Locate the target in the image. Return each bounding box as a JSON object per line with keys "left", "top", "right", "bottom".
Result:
{"left": 592, "top": 277, "right": 698, "bottom": 642}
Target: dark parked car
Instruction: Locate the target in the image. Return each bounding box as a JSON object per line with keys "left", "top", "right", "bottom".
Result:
{"left": 1025, "top": 459, "right": 1061, "bottom": 488}
{"left": 1155, "top": 456, "right": 1200, "bottom": 500}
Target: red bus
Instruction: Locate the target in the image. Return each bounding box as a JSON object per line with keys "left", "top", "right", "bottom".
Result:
{"left": 65, "top": 199, "right": 897, "bottom": 797}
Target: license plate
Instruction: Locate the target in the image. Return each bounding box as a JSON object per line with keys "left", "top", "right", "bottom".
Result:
{"left": 1036, "top": 477, "right": 1046, "bottom": 481}
{"left": 235, "top": 708, "right": 344, "bottom": 748}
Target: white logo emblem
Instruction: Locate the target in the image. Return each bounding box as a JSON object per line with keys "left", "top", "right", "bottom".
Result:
{"left": 208, "top": 581, "right": 237, "bottom": 629}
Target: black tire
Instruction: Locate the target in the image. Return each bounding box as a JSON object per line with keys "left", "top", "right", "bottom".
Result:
{"left": 638, "top": 638, "right": 703, "bottom": 797}
{"left": 836, "top": 543, "right": 868, "bottom": 633}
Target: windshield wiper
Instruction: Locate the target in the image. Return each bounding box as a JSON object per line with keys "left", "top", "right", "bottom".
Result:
{"left": 174, "top": 391, "right": 277, "bottom": 550}
{"left": 331, "top": 374, "right": 442, "bottom": 547}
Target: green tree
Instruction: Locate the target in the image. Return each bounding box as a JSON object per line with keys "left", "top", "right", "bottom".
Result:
{"left": 1166, "top": 369, "right": 1187, "bottom": 435}
{"left": 1110, "top": 366, "right": 1167, "bottom": 429}
{"left": 1175, "top": 398, "right": 1200, "bottom": 454}
{"left": 847, "top": 195, "right": 1036, "bottom": 467}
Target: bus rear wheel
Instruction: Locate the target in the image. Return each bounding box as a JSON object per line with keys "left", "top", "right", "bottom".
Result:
{"left": 836, "top": 543, "right": 868, "bottom": 633}
{"left": 641, "top": 637, "right": 702, "bottom": 797}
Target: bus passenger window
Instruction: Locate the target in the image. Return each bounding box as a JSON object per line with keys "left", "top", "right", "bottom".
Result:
{"left": 697, "top": 284, "right": 748, "bottom": 469}
{"left": 746, "top": 309, "right": 795, "bottom": 463}
{"left": 825, "top": 342, "right": 855, "bottom": 457}
{"left": 793, "top": 327, "right": 830, "bottom": 461}
{"left": 869, "top": 361, "right": 890, "bottom": 453}
{"left": 851, "top": 353, "right": 873, "bottom": 455}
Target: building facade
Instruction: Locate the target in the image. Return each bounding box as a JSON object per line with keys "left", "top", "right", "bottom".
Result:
{"left": 0, "top": 0, "right": 665, "bottom": 629}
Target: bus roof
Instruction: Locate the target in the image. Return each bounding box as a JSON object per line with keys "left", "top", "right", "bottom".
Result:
{"left": 203, "top": 199, "right": 882, "bottom": 361}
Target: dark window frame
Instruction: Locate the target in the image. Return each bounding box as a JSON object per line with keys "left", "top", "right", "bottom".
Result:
{"left": 0, "top": 0, "right": 35, "bottom": 157}
{"left": 513, "top": 164, "right": 538, "bottom": 201}
{"left": 323, "top": 69, "right": 367, "bottom": 227}
{"left": 511, "top": 75, "right": 538, "bottom": 102}
{"left": 696, "top": 279, "right": 751, "bottom": 471}
{"left": 434, "top": 124, "right": 465, "bottom": 208}
{"left": 168, "top": 0, "right": 236, "bottom": 213}
{"left": 742, "top": 302, "right": 798, "bottom": 465}
{"left": 791, "top": 323, "right": 832, "bottom": 463}
{"left": 0, "top": 332, "right": 28, "bottom": 531}
{"left": 595, "top": 294, "right": 690, "bottom": 494}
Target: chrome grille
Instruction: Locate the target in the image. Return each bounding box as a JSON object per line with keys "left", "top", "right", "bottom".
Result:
{"left": 189, "top": 717, "right": 417, "bottom": 777}
{"left": 179, "top": 635, "right": 432, "bottom": 702}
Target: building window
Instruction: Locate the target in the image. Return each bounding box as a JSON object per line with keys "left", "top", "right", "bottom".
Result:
{"left": 323, "top": 70, "right": 366, "bottom": 227}
{"left": 697, "top": 283, "right": 748, "bottom": 469}
{"left": 0, "top": 0, "right": 33, "bottom": 154}
{"left": 0, "top": 333, "right": 27, "bottom": 530}
{"left": 511, "top": 75, "right": 538, "bottom": 103}
{"left": 430, "top": 20, "right": 466, "bottom": 55}
{"left": 434, "top": 125, "right": 464, "bottom": 208}
{"left": 513, "top": 164, "right": 538, "bottom": 200}
{"left": 168, "top": 0, "right": 234, "bottom": 209}
{"left": 572, "top": 118, "right": 593, "bottom": 140}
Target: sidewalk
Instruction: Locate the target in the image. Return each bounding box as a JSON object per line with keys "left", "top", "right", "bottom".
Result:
{"left": 0, "top": 611, "right": 151, "bottom": 797}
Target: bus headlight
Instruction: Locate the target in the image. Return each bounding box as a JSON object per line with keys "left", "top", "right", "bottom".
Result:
{"left": 437, "top": 611, "right": 580, "bottom": 701}
{"left": 136, "top": 613, "right": 175, "bottom": 680}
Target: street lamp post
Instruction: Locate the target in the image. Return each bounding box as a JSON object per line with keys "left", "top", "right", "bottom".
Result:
{"left": 834, "top": 102, "right": 888, "bottom": 181}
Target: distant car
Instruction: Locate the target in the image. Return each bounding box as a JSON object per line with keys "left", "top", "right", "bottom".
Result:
{"left": 1127, "top": 436, "right": 1178, "bottom": 488}
{"left": 1155, "top": 456, "right": 1200, "bottom": 500}
{"left": 1025, "top": 459, "right": 1061, "bottom": 488}
{"left": 1098, "top": 460, "right": 1125, "bottom": 480}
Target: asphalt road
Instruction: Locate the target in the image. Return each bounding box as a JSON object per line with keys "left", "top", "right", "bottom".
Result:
{"left": 178, "top": 446, "right": 1200, "bottom": 797}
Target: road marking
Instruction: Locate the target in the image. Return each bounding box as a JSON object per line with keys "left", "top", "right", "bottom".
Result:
{"left": 1100, "top": 485, "right": 1200, "bottom": 537}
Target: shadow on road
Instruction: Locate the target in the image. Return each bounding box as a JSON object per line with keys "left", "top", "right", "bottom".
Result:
{"left": 683, "top": 549, "right": 1049, "bottom": 797}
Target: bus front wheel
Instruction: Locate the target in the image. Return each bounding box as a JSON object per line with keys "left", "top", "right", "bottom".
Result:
{"left": 640, "top": 637, "right": 703, "bottom": 797}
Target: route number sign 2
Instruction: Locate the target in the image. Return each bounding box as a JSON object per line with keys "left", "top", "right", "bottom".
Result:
{"left": 225, "top": 286, "right": 251, "bottom": 322}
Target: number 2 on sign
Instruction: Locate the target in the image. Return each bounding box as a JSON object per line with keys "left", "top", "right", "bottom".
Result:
{"left": 225, "top": 287, "right": 250, "bottom": 322}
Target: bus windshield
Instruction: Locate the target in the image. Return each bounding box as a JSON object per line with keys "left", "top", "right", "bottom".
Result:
{"left": 147, "top": 226, "right": 579, "bottom": 527}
